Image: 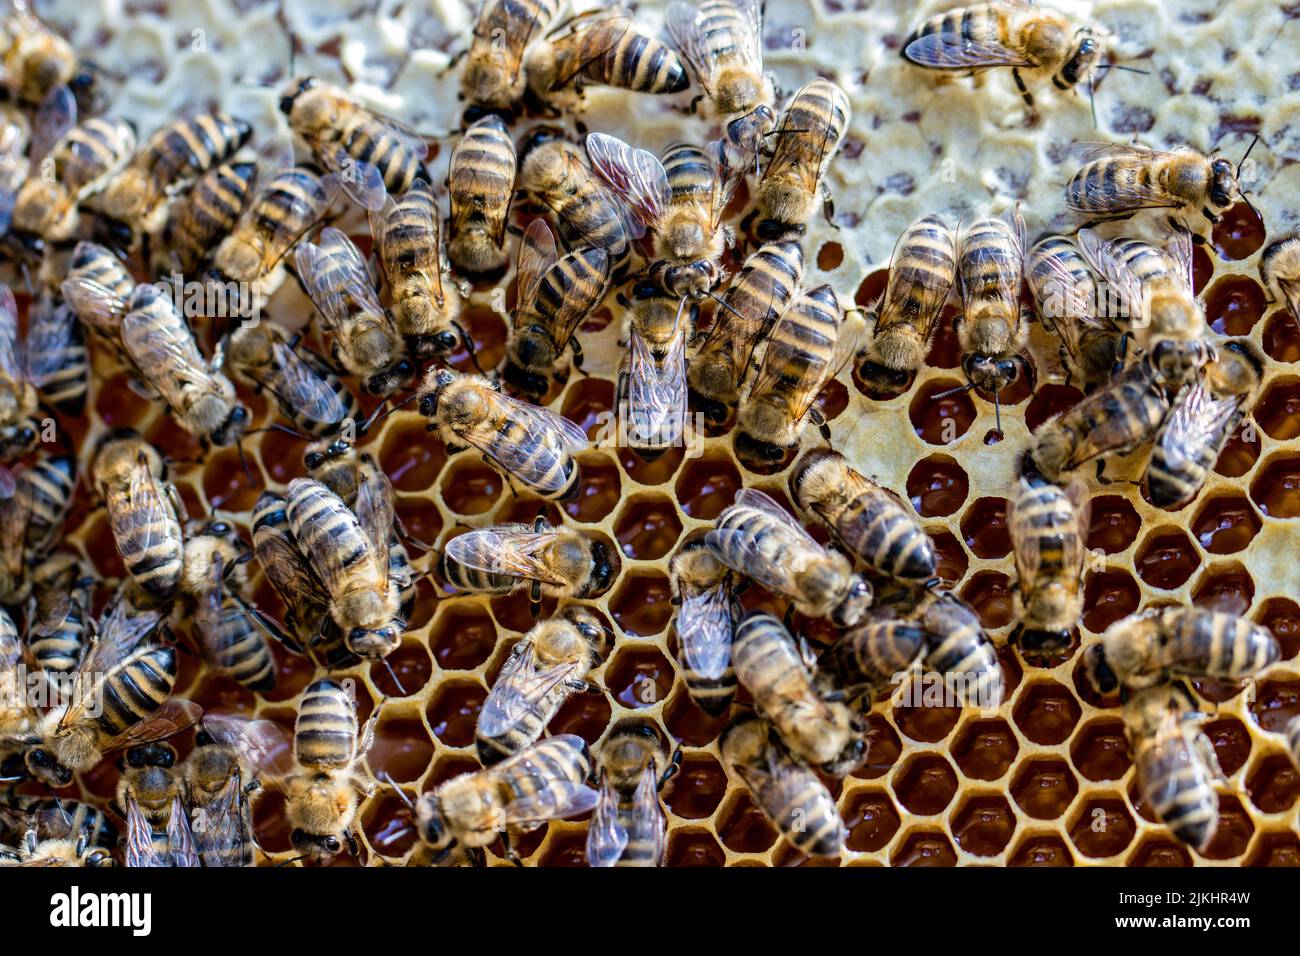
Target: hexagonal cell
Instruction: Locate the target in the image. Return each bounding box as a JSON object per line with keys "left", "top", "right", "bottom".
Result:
{"left": 1198, "top": 795, "right": 1255, "bottom": 860}
{"left": 843, "top": 789, "right": 901, "bottom": 852}
{"left": 665, "top": 828, "right": 726, "bottom": 866}
{"left": 1012, "top": 680, "right": 1082, "bottom": 746}
{"left": 893, "top": 754, "right": 959, "bottom": 816}
{"left": 1246, "top": 754, "right": 1300, "bottom": 814}
{"left": 927, "top": 306, "right": 962, "bottom": 369}
{"left": 1134, "top": 527, "right": 1200, "bottom": 590}
{"left": 952, "top": 718, "right": 1019, "bottom": 781}
{"left": 1264, "top": 308, "right": 1300, "bottom": 363}
{"left": 379, "top": 419, "right": 447, "bottom": 492}
{"left": 909, "top": 378, "right": 975, "bottom": 445}
{"left": 662, "top": 685, "right": 729, "bottom": 747}
{"left": 439, "top": 458, "right": 502, "bottom": 515}
{"left": 892, "top": 679, "right": 963, "bottom": 743}
{"left": 618, "top": 443, "right": 685, "bottom": 486}
{"left": 609, "top": 570, "right": 673, "bottom": 637}
{"left": 490, "top": 824, "right": 547, "bottom": 864}
{"left": 561, "top": 376, "right": 615, "bottom": 441}
{"left": 997, "top": 645, "right": 1024, "bottom": 701}
{"left": 890, "top": 830, "right": 957, "bottom": 866}
{"left": 1191, "top": 562, "right": 1255, "bottom": 616}
{"left": 906, "top": 455, "right": 969, "bottom": 518}
{"left": 1256, "top": 598, "right": 1300, "bottom": 660}
{"left": 252, "top": 790, "right": 292, "bottom": 854}
{"left": 1245, "top": 831, "right": 1300, "bottom": 867}
{"left": 1086, "top": 494, "right": 1141, "bottom": 554}
{"left": 1127, "top": 837, "right": 1193, "bottom": 867}
{"left": 371, "top": 640, "right": 432, "bottom": 698}
{"left": 1210, "top": 200, "right": 1265, "bottom": 261}
{"left": 855, "top": 714, "right": 902, "bottom": 779}
{"left": 928, "top": 529, "right": 970, "bottom": 584}
{"left": 717, "top": 793, "right": 778, "bottom": 853}
{"left": 960, "top": 497, "right": 1011, "bottom": 559}
{"left": 664, "top": 753, "right": 728, "bottom": 819}
{"left": 563, "top": 453, "right": 621, "bottom": 523}
{"left": 429, "top": 602, "right": 499, "bottom": 671}
{"left": 366, "top": 715, "right": 435, "bottom": 783}
{"left": 361, "top": 792, "right": 417, "bottom": 859}
{"left": 951, "top": 795, "right": 1016, "bottom": 857}
{"left": 1025, "top": 383, "right": 1083, "bottom": 432}
{"left": 1216, "top": 420, "right": 1261, "bottom": 478}
{"left": 815, "top": 379, "right": 850, "bottom": 425}
{"left": 1203, "top": 717, "right": 1252, "bottom": 776}
{"left": 605, "top": 644, "right": 675, "bottom": 707}
{"left": 1068, "top": 797, "right": 1135, "bottom": 858}
{"left": 1070, "top": 718, "right": 1131, "bottom": 782}
{"left": 394, "top": 496, "right": 442, "bottom": 552}
{"left": 673, "top": 451, "right": 742, "bottom": 520}
{"left": 1008, "top": 833, "right": 1074, "bottom": 866}
{"left": 773, "top": 842, "right": 843, "bottom": 867}
{"left": 613, "top": 493, "right": 683, "bottom": 561}
{"left": 1255, "top": 376, "right": 1300, "bottom": 440}
{"left": 1250, "top": 453, "right": 1300, "bottom": 517}
{"left": 537, "top": 830, "right": 589, "bottom": 867}
{"left": 547, "top": 691, "right": 613, "bottom": 744}
{"left": 202, "top": 448, "right": 260, "bottom": 512}
{"left": 1204, "top": 274, "right": 1267, "bottom": 334}
{"left": 1010, "top": 759, "right": 1079, "bottom": 820}
{"left": 1081, "top": 568, "right": 1140, "bottom": 633}
{"left": 853, "top": 268, "right": 888, "bottom": 311}
{"left": 1191, "top": 492, "right": 1262, "bottom": 555}
{"left": 959, "top": 570, "right": 1014, "bottom": 629}
{"left": 425, "top": 680, "right": 486, "bottom": 746}
{"left": 1249, "top": 677, "right": 1300, "bottom": 733}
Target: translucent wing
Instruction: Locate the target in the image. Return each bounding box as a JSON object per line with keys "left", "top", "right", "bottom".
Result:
{"left": 326, "top": 146, "right": 387, "bottom": 212}
{"left": 516, "top": 218, "right": 559, "bottom": 312}
{"left": 473, "top": 0, "right": 551, "bottom": 82}
{"left": 746, "top": 288, "right": 848, "bottom": 423}
{"left": 0, "top": 120, "right": 24, "bottom": 233}
{"left": 296, "top": 228, "right": 386, "bottom": 337}
{"left": 1076, "top": 230, "right": 1145, "bottom": 321}
{"left": 120, "top": 307, "right": 220, "bottom": 414}
{"left": 460, "top": 390, "right": 588, "bottom": 495}
{"left": 354, "top": 462, "right": 396, "bottom": 568}
{"left": 545, "top": 10, "right": 633, "bottom": 90}
{"left": 445, "top": 527, "right": 567, "bottom": 585}
{"left": 190, "top": 775, "right": 246, "bottom": 867}
{"left": 730, "top": 0, "right": 766, "bottom": 73}
{"left": 1067, "top": 143, "right": 1185, "bottom": 210}
{"left": 200, "top": 713, "right": 296, "bottom": 783}
{"left": 733, "top": 487, "right": 822, "bottom": 549}
{"left": 624, "top": 319, "right": 687, "bottom": 450}
{"left": 264, "top": 341, "right": 353, "bottom": 427}
{"left": 504, "top": 780, "right": 600, "bottom": 827}
{"left": 666, "top": 2, "right": 719, "bottom": 94}
{"left": 903, "top": 31, "right": 1031, "bottom": 69}
{"left": 85, "top": 595, "right": 165, "bottom": 674}
{"left": 1163, "top": 227, "right": 1195, "bottom": 293}
{"left": 252, "top": 510, "right": 332, "bottom": 633}
{"left": 1157, "top": 382, "right": 1238, "bottom": 473}
{"left": 1007, "top": 478, "right": 1082, "bottom": 586}
{"left": 0, "top": 285, "right": 22, "bottom": 385}
{"left": 1068, "top": 141, "right": 1178, "bottom": 164}
{"left": 123, "top": 794, "right": 165, "bottom": 868}
{"left": 101, "top": 460, "right": 174, "bottom": 607}
{"left": 585, "top": 774, "right": 628, "bottom": 867}
{"left": 449, "top": 118, "right": 514, "bottom": 247}
{"left": 59, "top": 276, "right": 128, "bottom": 334}
{"left": 166, "top": 796, "right": 200, "bottom": 867}
{"left": 586, "top": 132, "right": 671, "bottom": 232}
{"left": 678, "top": 581, "right": 734, "bottom": 678}
{"left": 24, "top": 298, "right": 78, "bottom": 389}
{"left": 478, "top": 642, "right": 581, "bottom": 737}
{"left": 100, "top": 700, "right": 203, "bottom": 754}
{"left": 28, "top": 85, "right": 75, "bottom": 166}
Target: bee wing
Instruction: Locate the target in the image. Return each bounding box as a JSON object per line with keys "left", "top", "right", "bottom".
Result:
{"left": 0, "top": 285, "right": 23, "bottom": 386}
{"left": 474, "top": 0, "right": 550, "bottom": 79}
{"left": 1156, "top": 382, "right": 1239, "bottom": 473}
{"left": 625, "top": 319, "right": 687, "bottom": 449}
{"left": 586, "top": 132, "right": 671, "bottom": 233}
{"left": 545, "top": 11, "right": 633, "bottom": 91}
{"left": 1067, "top": 143, "right": 1186, "bottom": 210}
{"left": 28, "top": 85, "right": 75, "bottom": 167}
{"left": 1162, "top": 227, "right": 1195, "bottom": 292}
{"left": 325, "top": 146, "right": 387, "bottom": 212}
{"left": 585, "top": 774, "right": 629, "bottom": 867}
{"left": 201, "top": 713, "right": 296, "bottom": 783}
{"left": 903, "top": 30, "right": 1031, "bottom": 69}
{"left": 354, "top": 463, "right": 396, "bottom": 570}
{"left": 100, "top": 700, "right": 203, "bottom": 755}
{"left": 462, "top": 391, "right": 588, "bottom": 496}
{"left": 479, "top": 647, "right": 580, "bottom": 738}
{"left": 165, "top": 795, "right": 200, "bottom": 867}
{"left": 0, "top": 123, "right": 24, "bottom": 234}
{"left": 295, "top": 239, "right": 369, "bottom": 339}
{"left": 120, "top": 306, "right": 220, "bottom": 413}
{"left": 254, "top": 516, "right": 332, "bottom": 622}
{"left": 1067, "top": 141, "right": 1175, "bottom": 164}
{"left": 503, "top": 776, "right": 599, "bottom": 827}
{"left": 678, "top": 582, "right": 734, "bottom": 678}
{"left": 731, "top": 0, "right": 766, "bottom": 74}
{"left": 704, "top": 528, "right": 796, "bottom": 595}
{"left": 190, "top": 775, "right": 245, "bottom": 866}
{"left": 1076, "top": 229, "right": 1145, "bottom": 320}
{"left": 263, "top": 341, "right": 353, "bottom": 427}
{"left": 666, "top": 2, "right": 721, "bottom": 94}
{"left": 192, "top": 558, "right": 228, "bottom": 662}
{"left": 60, "top": 276, "right": 128, "bottom": 334}
{"left": 24, "top": 299, "right": 77, "bottom": 389}
{"left": 370, "top": 178, "right": 444, "bottom": 302}
{"left": 735, "top": 487, "right": 822, "bottom": 549}
{"left": 1029, "top": 243, "right": 1102, "bottom": 355}
{"left": 445, "top": 528, "right": 568, "bottom": 585}
{"left": 516, "top": 218, "right": 559, "bottom": 312}
{"left": 123, "top": 793, "right": 166, "bottom": 868}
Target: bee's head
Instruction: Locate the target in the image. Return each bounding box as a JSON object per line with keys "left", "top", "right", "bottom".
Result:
{"left": 279, "top": 76, "right": 319, "bottom": 116}
{"left": 831, "top": 576, "right": 874, "bottom": 628}
{"left": 290, "top": 828, "right": 343, "bottom": 858}
{"left": 963, "top": 353, "right": 1020, "bottom": 393}
{"left": 1082, "top": 643, "right": 1119, "bottom": 696}
{"left": 1058, "top": 29, "right": 1104, "bottom": 89}
{"left": 418, "top": 368, "right": 458, "bottom": 418}
{"left": 415, "top": 796, "right": 452, "bottom": 852}
{"left": 1209, "top": 157, "right": 1239, "bottom": 210}
{"left": 212, "top": 404, "right": 251, "bottom": 447}
{"left": 24, "top": 747, "right": 73, "bottom": 788}
{"left": 347, "top": 626, "right": 402, "bottom": 660}
{"left": 125, "top": 742, "right": 177, "bottom": 769}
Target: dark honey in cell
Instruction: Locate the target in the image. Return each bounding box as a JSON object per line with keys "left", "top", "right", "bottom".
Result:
{"left": 952, "top": 719, "right": 1018, "bottom": 781}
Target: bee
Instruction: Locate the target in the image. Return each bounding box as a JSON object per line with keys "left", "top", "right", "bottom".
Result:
{"left": 296, "top": 226, "right": 412, "bottom": 398}
{"left": 117, "top": 283, "right": 250, "bottom": 447}
{"left": 356, "top": 452, "right": 417, "bottom": 624}
{"left": 688, "top": 237, "right": 804, "bottom": 422}
{"left": 665, "top": 0, "right": 774, "bottom": 119}
{"left": 0, "top": 828, "right": 114, "bottom": 866}
{"left": 858, "top": 213, "right": 958, "bottom": 387}
{"left": 1030, "top": 354, "right": 1170, "bottom": 483}
{"left": 1124, "top": 685, "right": 1221, "bottom": 851}
{"left": 0, "top": 607, "right": 29, "bottom": 741}
{"left": 901, "top": 3, "right": 1106, "bottom": 118}
{"left": 1066, "top": 139, "right": 1252, "bottom": 227}
{"left": 99, "top": 110, "right": 252, "bottom": 239}
{"left": 731, "top": 611, "right": 865, "bottom": 776}
{"left": 518, "top": 132, "right": 639, "bottom": 256}
{"left": 459, "top": 0, "right": 562, "bottom": 111}
{"left": 185, "top": 713, "right": 294, "bottom": 868}
{"left": 0, "top": 111, "right": 26, "bottom": 237}
{"left": 0, "top": 284, "right": 39, "bottom": 461}
{"left": 909, "top": 589, "right": 1004, "bottom": 707}
{"left": 670, "top": 537, "right": 738, "bottom": 716}
{"left": 476, "top": 606, "right": 606, "bottom": 765}
{"left": 504, "top": 219, "right": 611, "bottom": 397}
{"left": 735, "top": 284, "right": 859, "bottom": 466}
{"left": 618, "top": 262, "right": 692, "bottom": 459}
{"left": 447, "top": 115, "right": 515, "bottom": 274}
{"left": 719, "top": 713, "right": 846, "bottom": 858}
{"left": 180, "top": 518, "right": 277, "bottom": 692}
{"left": 815, "top": 618, "right": 929, "bottom": 700}
{"left": 0, "top": 793, "right": 116, "bottom": 856}
{"left": 526, "top": 8, "right": 689, "bottom": 102}
{"left": 439, "top": 517, "right": 615, "bottom": 613}
{"left": 707, "top": 487, "right": 872, "bottom": 628}
{"left": 1007, "top": 471, "right": 1085, "bottom": 657}
{"left": 1261, "top": 235, "right": 1300, "bottom": 321}
{"left": 1077, "top": 227, "right": 1212, "bottom": 385}
{"left": 790, "top": 449, "right": 937, "bottom": 582}
{"left": 415, "top": 733, "right": 597, "bottom": 863}
{"left": 117, "top": 742, "right": 198, "bottom": 867}
{"left": 90, "top": 431, "right": 186, "bottom": 601}
{"left": 58, "top": 239, "right": 133, "bottom": 356}
{"left": 26, "top": 289, "right": 88, "bottom": 415}
{"left": 369, "top": 178, "right": 468, "bottom": 361}
{"left": 1025, "top": 234, "right": 1121, "bottom": 390}
{"left": 1145, "top": 341, "right": 1262, "bottom": 509}
{"left": 757, "top": 78, "right": 850, "bottom": 228}
{"left": 587, "top": 719, "right": 676, "bottom": 867}
{"left": 285, "top": 477, "right": 404, "bottom": 662}
{"left": 280, "top": 76, "right": 427, "bottom": 205}
{"left": 225, "top": 322, "right": 360, "bottom": 439}
{"left": 1083, "top": 606, "right": 1280, "bottom": 696}
{"left": 26, "top": 552, "right": 93, "bottom": 675}
{"left": 155, "top": 160, "right": 255, "bottom": 275}
{"left": 0, "top": 0, "right": 96, "bottom": 107}
{"left": 0, "top": 453, "right": 76, "bottom": 604}
{"left": 417, "top": 367, "right": 590, "bottom": 500}
{"left": 286, "top": 678, "right": 378, "bottom": 860}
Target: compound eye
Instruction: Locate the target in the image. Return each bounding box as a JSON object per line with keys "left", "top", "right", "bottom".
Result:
{"left": 304, "top": 453, "right": 323, "bottom": 468}
{"left": 325, "top": 837, "right": 341, "bottom": 853}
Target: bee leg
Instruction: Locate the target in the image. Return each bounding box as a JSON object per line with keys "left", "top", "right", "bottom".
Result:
{"left": 570, "top": 337, "right": 587, "bottom": 376}
{"left": 659, "top": 747, "right": 683, "bottom": 786}
{"left": 1094, "top": 459, "right": 1113, "bottom": 485}
{"left": 1201, "top": 208, "right": 1222, "bottom": 224}
{"left": 345, "top": 829, "right": 360, "bottom": 857}
{"left": 530, "top": 580, "right": 542, "bottom": 618}
{"left": 500, "top": 832, "right": 524, "bottom": 867}
{"left": 451, "top": 320, "right": 485, "bottom": 375}
{"left": 809, "top": 407, "right": 832, "bottom": 444}
{"left": 820, "top": 184, "right": 838, "bottom": 229}
{"left": 1011, "top": 68, "right": 1035, "bottom": 115}
{"left": 782, "top": 603, "right": 796, "bottom": 631}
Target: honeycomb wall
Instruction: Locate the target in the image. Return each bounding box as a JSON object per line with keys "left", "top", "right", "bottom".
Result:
{"left": 13, "top": 0, "right": 1300, "bottom": 865}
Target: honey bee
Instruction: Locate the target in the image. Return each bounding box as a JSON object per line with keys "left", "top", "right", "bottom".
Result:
{"left": 459, "top": 0, "right": 562, "bottom": 112}
{"left": 447, "top": 115, "right": 515, "bottom": 275}
{"left": 757, "top": 78, "right": 850, "bottom": 228}
{"left": 225, "top": 322, "right": 361, "bottom": 439}
{"left": 618, "top": 262, "right": 692, "bottom": 459}
{"left": 415, "top": 733, "right": 597, "bottom": 863}
{"left": 1025, "top": 234, "right": 1121, "bottom": 390}
{"left": 476, "top": 606, "right": 606, "bottom": 765}
{"left": 370, "top": 178, "right": 468, "bottom": 361}
{"left": 117, "top": 742, "right": 198, "bottom": 867}
{"left": 26, "top": 289, "right": 88, "bottom": 415}
{"left": 155, "top": 160, "right": 255, "bottom": 276}
{"left": 735, "top": 284, "right": 860, "bottom": 466}
{"left": 0, "top": 607, "right": 29, "bottom": 742}
{"left": 1145, "top": 341, "right": 1262, "bottom": 509}
{"left": 790, "top": 449, "right": 937, "bottom": 583}
{"left": 440, "top": 518, "right": 615, "bottom": 613}
{"left": 0, "top": 453, "right": 75, "bottom": 602}
{"left": 901, "top": 3, "right": 1106, "bottom": 118}
{"left": 587, "top": 719, "right": 676, "bottom": 867}
{"left": 0, "top": 284, "right": 39, "bottom": 461}
{"left": 0, "top": 828, "right": 114, "bottom": 866}
{"left": 296, "top": 226, "right": 412, "bottom": 398}
{"left": 518, "top": 132, "right": 639, "bottom": 256}
{"left": 58, "top": 239, "right": 133, "bottom": 356}
{"left": 0, "top": 0, "right": 97, "bottom": 107}
{"left": 707, "top": 487, "right": 872, "bottom": 628}
{"left": 665, "top": 0, "right": 774, "bottom": 119}
{"left": 908, "top": 589, "right": 1004, "bottom": 707}
{"left": 0, "top": 111, "right": 26, "bottom": 237}
{"left": 858, "top": 213, "right": 958, "bottom": 388}
{"left": 417, "top": 367, "right": 590, "bottom": 500}
{"left": 504, "top": 219, "right": 611, "bottom": 397}
{"left": 91, "top": 430, "right": 185, "bottom": 602}
{"left": 526, "top": 8, "right": 689, "bottom": 102}
{"left": 718, "top": 713, "right": 846, "bottom": 858}
{"left": 25, "top": 553, "right": 92, "bottom": 676}
{"left": 0, "top": 792, "right": 116, "bottom": 857}
{"left": 99, "top": 110, "right": 252, "bottom": 239}
{"left": 1007, "top": 472, "right": 1086, "bottom": 657}
{"left": 1083, "top": 606, "right": 1280, "bottom": 696}
{"left": 670, "top": 537, "right": 738, "bottom": 716}
{"left": 1066, "top": 139, "right": 1252, "bottom": 227}
{"left": 815, "top": 618, "right": 928, "bottom": 700}
{"left": 285, "top": 477, "right": 404, "bottom": 661}
{"left": 1261, "top": 235, "right": 1300, "bottom": 320}
{"left": 355, "top": 452, "right": 417, "bottom": 625}
{"left": 1124, "top": 685, "right": 1221, "bottom": 851}
{"left": 286, "top": 678, "right": 378, "bottom": 860}
{"left": 280, "top": 76, "right": 427, "bottom": 204}
{"left": 688, "top": 237, "right": 804, "bottom": 422}
{"left": 1030, "top": 354, "right": 1170, "bottom": 483}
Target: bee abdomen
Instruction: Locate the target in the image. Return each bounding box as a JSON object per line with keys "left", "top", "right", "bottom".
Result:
{"left": 662, "top": 143, "right": 714, "bottom": 203}
{"left": 476, "top": 702, "right": 553, "bottom": 765}
{"left": 294, "top": 679, "right": 357, "bottom": 770}
{"left": 499, "top": 735, "right": 592, "bottom": 810}
{"left": 201, "top": 603, "right": 276, "bottom": 691}
{"left": 340, "top": 115, "right": 425, "bottom": 195}
{"left": 1066, "top": 161, "right": 1155, "bottom": 213}
{"left": 732, "top": 613, "right": 803, "bottom": 691}
{"left": 22, "top": 455, "right": 75, "bottom": 556}
{"left": 1169, "top": 609, "right": 1279, "bottom": 678}
{"left": 254, "top": 169, "right": 327, "bottom": 242}
{"left": 838, "top": 495, "right": 936, "bottom": 580}
{"left": 777, "top": 779, "right": 846, "bottom": 856}
{"left": 822, "top": 622, "right": 928, "bottom": 691}
{"left": 678, "top": 655, "right": 737, "bottom": 716}
{"left": 1138, "top": 743, "right": 1218, "bottom": 849}
{"left": 613, "top": 803, "right": 666, "bottom": 866}
{"left": 286, "top": 481, "right": 371, "bottom": 571}
{"left": 450, "top": 116, "right": 515, "bottom": 225}
{"left": 28, "top": 604, "right": 87, "bottom": 674}
{"left": 117, "top": 514, "right": 183, "bottom": 600}
{"left": 93, "top": 647, "right": 178, "bottom": 738}
{"left": 144, "top": 111, "right": 251, "bottom": 187}
{"left": 589, "top": 33, "right": 688, "bottom": 94}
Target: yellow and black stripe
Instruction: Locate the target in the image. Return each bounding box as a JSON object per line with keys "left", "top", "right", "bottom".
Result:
{"left": 818, "top": 621, "right": 928, "bottom": 694}
{"left": 294, "top": 678, "right": 358, "bottom": 771}
{"left": 588, "top": 31, "right": 688, "bottom": 94}
{"left": 131, "top": 111, "right": 252, "bottom": 205}
{"left": 165, "top": 160, "right": 255, "bottom": 273}
{"left": 494, "top": 734, "right": 592, "bottom": 812}
{"left": 91, "top": 646, "right": 178, "bottom": 739}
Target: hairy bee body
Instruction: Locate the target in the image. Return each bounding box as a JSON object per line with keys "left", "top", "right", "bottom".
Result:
{"left": 526, "top": 10, "right": 688, "bottom": 100}
{"left": 0, "top": 453, "right": 76, "bottom": 603}
{"left": 816, "top": 619, "right": 928, "bottom": 698}
{"left": 92, "top": 434, "right": 184, "bottom": 601}
{"left": 213, "top": 166, "right": 329, "bottom": 299}
{"left": 12, "top": 117, "right": 134, "bottom": 241}
{"left": 520, "top": 138, "right": 631, "bottom": 256}
{"left": 26, "top": 293, "right": 88, "bottom": 414}
{"left": 669, "top": 540, "right": 737, "bottom": 716}
{"left": 911, "top": 590, "right": 1004, "bottom": 707}
{"left": 27, "top": 554, "right": 93, "bottom": 674}
{"left": 460, "top": 0, "right": 563, "bottom": 109}
{"left": 589, "top": 720, "right": 671, "bottom": 867}
{"left": 183, "top": 729, "right": 256, "bottom": 868}
{"left": 287, "top": 678, "right": 369, "bottom": 859}
{"left": 758, "top": 78, "right": 849, "bottom": 226}
{"left": 0, "top": 608, "right": 26, "bottom": 738}
{"left": 583, "top": 26, "right": 687, "bottom": 94}
{"left": 956, "top": 210, "right": 1025, "bottom": 395}
{"left": 118, "top": 741, "right": 198, "bottom": 867}
{"left": 447, "top": 115, "right": 515, "bottom": 274}
{"left": 61, "top": 240, "right": 133, "bottom": 357}
{"left": 1008, "top": 474, "right": 1084, "bottom": 655}
{"left": 667, "top": 0, "right": 775, "bottom": 118}
{"left": 1025, "top": 234, "right": 1119, "bottom": 390}
{"left": 1261, "top": 236, "right": 1300, "bottom": 321}
{"left": 0, "top": 793, "right": 116, "bottom": 853}
{"left": 158, "top": 160, "right": 254, "bottom": 275}
{"left": 438, "top": 521, "right": 614, "bottom": 601}
{"left": 1066, "top": 144, "right": 1241, "bottom": 224}
{"left": 0, "top": 2, "right": 79, "bottom": 105}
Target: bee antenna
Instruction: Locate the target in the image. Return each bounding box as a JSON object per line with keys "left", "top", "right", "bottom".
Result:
{"left": 703, "top": 290, "right": 747, "bottom": 324}
{"left": 275, "top": 854, "right": 307, "bottom": 867}
{"left": 379, "top": 657, "right": 408, "bottom": 697}
{"left": 1240, "top": 189, "right": 1260, "bottom": 220}
{"left": 236, "top": 439, "right": 255, "bottom": 488}
{"left": 993, "top": 390, "right": 1003, "bottom": 434}
{"left": 932, "top": 382, "right": 975, "bottom": 401}
{"left": 246, "top": 422, "right": 311, "bottom": 442}
{"left": 378, "top": 772, "right": 415, "bottom": 809}
{"left": 1238, "top": 132, "right": 1261, "bottom": 172}
{"left": 1088, "top": 79, "right": 1098, "bottom": 130}
{"left": 365, "top": 393, "right": 417, "bottom": 432}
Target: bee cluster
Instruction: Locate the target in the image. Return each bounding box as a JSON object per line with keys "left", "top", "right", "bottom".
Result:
{"left": 0, "top": 0, "right": 1298, "bottom": 868}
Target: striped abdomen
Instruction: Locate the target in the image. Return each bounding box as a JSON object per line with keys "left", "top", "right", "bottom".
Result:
{"left": 7, "top": 795, "right": 115, "bottom": 849}
{"left": 1147, "top": 417, "right": 1230, "bottom": 511}
{"left": 494, "top": 735, "right": 592, "bottom": 827}
{"left": 476, "top": 688, "right": 567, "bottom": 765}
{"left": 133, "top": 111, "right": 252, "bottom": 201}
{"left": 380, "top": 183, "right": 440, "bottom": 276}
{"left": 906, "top": 6, "right": 1012, "bottom": 67}
{"left": 1161, "top": 608, "right": 1279, "bottom": 679}
{"left": 197, "top": 598, "right": 276, "bottom": 691}
{"left": 1066, "top": 159, "right": 1165, "bottom": 213}
{"left": 19, "top": 455, "right": 75, "bottom": 559}
{"left": 91, "top": 646, "right": 178, "bottom": 740}
{"left": 677, "top": 645, "right": 737, "bottom": 716}
{"left": 439, "top": 540, "right": 521, "bottom": 594}
{"left": 107, "top": 481, "right": 182, "bottom": 602}
{"left": 877, "top": 213, "right": 957, "bottom": 336}
{"left": 289, "top": 349, "right": 362, "bottom": 437}
{"left": 0, "top": 608, "right": 19, "bottom": 667}
{"left": 1136, "top": 734, "right": 1218, "bottom": 850}
{"left": 448, "top": 116, "right": 514, "bottom": 250}
{"left": 248, "top": 169, "right": 328, "bottom": 265}
{"left": 959, "top": 215, "right": 1022, "bottom": 307}
{"left": 555, "top": 160, "right": 630, "bottom": 255}
{"left": 588, "top": 32, "right": 688, "bottom": 93}
{"left": 294, "top": 679, "right": 357, "bottom": 771}
{"left": 481, "top": 405, "right": 579, "bottom": 499}
{"left": 28, "top": 302, "right": 87, "bottom": 414}
{"left": 732, "top": 613, "right": 816, "bottom": 716}
{"left": 612, "top": 798, "right": 666, "bottom": 866}
{"left": 389, "top": 535, "right": 416, "bottom": 621}
{"left": 1027, "top": 235, "right": 1096, "bottom": 324}
{"left": 917, "top": 594, "right": 1003, "bottom": 707}
{"left": 167, "top": 161, "right": 255, "bottom": 273}
{"left": 820, "top": 621, "right": 928, "bottom": 693}
{"left": 1044, "top": 360, "right": 1169, "bottom": 469}
{"left": 695, "top": 0, "right": 753, "bottom": 68}
{"left": 745, "top": 283, "right": 841, "bottom": 422}
{"left": 29, "top": 570, "right": 91, "bottom": 675}
{"left": 834, "top": 486, "right": 936, "bottom": 581}
{"left": 285, "top": 479, "right": 380, "bottom": 596}
{"left": 335, "top": 111, "right": 427, "bottom": 195}
{"left": 514, "top": 245, "right": 610, "bottom": 366}
{"left": 1010, "top": 480, "right": 1083, "bottom": 598}
{"left": 663, "top": 143, "right": 715, "bottom": 206}
{"left": 56, "top": 118, "right": 134, "bottom": 192}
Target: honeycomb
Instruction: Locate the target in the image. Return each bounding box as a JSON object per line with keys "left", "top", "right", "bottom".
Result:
{"left": 8, "top": 0, "right": 1300, "bottom": 866}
